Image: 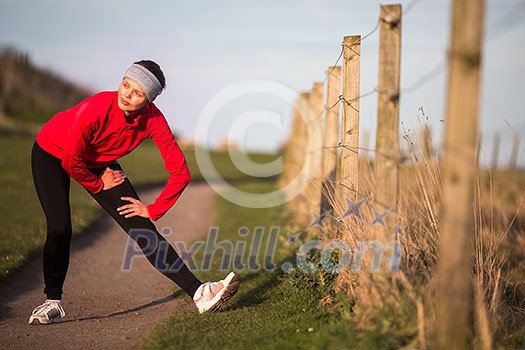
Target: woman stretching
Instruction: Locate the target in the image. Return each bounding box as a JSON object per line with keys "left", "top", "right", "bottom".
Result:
{"left": 29, "top": 60, "right": 239, "bottom": 325}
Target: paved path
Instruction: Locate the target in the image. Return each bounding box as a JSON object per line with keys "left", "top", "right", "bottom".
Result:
{"left": 0, "top": 182, "right": 215, "bottom": 349}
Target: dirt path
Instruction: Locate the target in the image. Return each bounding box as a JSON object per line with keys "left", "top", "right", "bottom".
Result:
{"left": 0, "top": 182, "right": 216, "bottom": 350}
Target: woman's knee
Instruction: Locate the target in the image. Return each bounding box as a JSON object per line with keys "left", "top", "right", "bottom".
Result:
{"left": 46, "top": 220, "right": 72, "bottom": 240}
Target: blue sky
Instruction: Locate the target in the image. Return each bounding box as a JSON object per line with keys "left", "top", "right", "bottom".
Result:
{"left": 0, "top": 0, "right": 524, "bottom": 167}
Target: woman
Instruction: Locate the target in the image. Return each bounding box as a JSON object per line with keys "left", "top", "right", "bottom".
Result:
{"left": 29, "top": 60, "right": 239, "bottom": 325}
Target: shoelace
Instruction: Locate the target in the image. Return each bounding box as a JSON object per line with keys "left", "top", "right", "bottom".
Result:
{"left": 200, "top": 283, "right": 214, "bottom": 298}
{"left": 33, "top": 301, "right": 65, "bottom": 318}
{"left": 196, "top": 281, "right": 224, "bottom": 300}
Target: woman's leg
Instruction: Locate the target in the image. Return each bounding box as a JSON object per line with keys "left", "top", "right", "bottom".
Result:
{"left": 89, "top": 162, "right": 202, "bottom": 298}
{"left": 31, "top": 142, "right": 72, "bottom": 300}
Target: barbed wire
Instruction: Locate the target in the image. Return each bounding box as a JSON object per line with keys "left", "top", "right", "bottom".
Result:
{"left": 305, "top": 141, "right": 404, "bottom": 165}
{"left": 327, "top": 49, "right": 447, "bottom": 116}
{"left": 301, "top": 0, "right": 496, "bottom": 138}
{"left": 321, "top": 1, "right": 419, "bottom": 98}
{"left": 288, "top": 0, "right": 524, "bottom": 173}
{"left": 342, "top": 17, "right": 382, "bottom": 52}
{"left": 358, "top": 19, "right": 381, "bottom": 43}
{"left": 401, "top": 57, "right": 447, "bottom": 93}
{"left": 315, "top": 0, "right": 439, "bottom": 118}
{"left": 324, "top": 16, "right": 382, "bottom": 86}
{"left": 329, "top": 46, "right": 344, "bottom": 72}
{"left": 403, "top": 0, "right": 426, "bottom": 17}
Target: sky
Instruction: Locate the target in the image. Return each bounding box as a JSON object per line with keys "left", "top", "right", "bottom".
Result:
{"left": 0, "top": 0, "right": 524, "bottom": 167}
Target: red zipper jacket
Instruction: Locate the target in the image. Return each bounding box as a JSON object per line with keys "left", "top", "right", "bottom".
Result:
{"left": 36, "top": 91, "right": 191, "bottom": 221}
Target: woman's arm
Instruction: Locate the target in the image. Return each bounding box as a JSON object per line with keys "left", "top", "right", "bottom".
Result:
{"left": 146, "top": 115, "right": 191, "bottom": 221}
{"left": 60, "top": 103, "right": 107, "bottom": 193}
{"left": 61, "top": 101, "right": 128, "bottom": 193}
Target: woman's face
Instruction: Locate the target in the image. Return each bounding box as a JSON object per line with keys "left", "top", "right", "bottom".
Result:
{"left": 117, "top": 77, "right": 149, "bottom": 116}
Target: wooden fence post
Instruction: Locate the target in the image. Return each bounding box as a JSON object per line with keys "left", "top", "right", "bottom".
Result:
{"left": 335, "top": 35, "right": 361, "bottom": 212}
{"left": 286, "top": 92, "right": 311, "bottom": 215}
{"left": 300, "top": 82, "right": 325, "bottom": 224}
{"left": 280, "top": 96, "right": 303, "bottom": 189}
{"left": 435, "top": 0, "right": 486, "bottom": 348}
{"left": 374, "top": 4, "right": 402, "bottom": 231}
{"left": 321, "top": 66, "right": 341, "bottom": 217}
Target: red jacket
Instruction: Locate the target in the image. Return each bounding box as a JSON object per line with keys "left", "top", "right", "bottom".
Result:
{"left": 36, "top": 91, "right": 191, "bottom": 221}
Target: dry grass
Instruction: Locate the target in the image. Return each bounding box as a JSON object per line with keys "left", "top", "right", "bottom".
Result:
{"left": 300, "top": 126, "right": 525, "bottom": 348}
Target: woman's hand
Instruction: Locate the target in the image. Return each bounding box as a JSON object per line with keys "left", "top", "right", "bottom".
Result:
{"left": 117, "top": 197, "right": 151, "bottom": 219}
{"left": 101, "top": 167, "right": 126, "bottom": 190}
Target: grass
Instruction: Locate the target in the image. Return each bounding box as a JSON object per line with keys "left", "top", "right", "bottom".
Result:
{"left": 141, "top": 180, "right": 350, "bottom": 350}
{"left": 120, "top": 140, "right": 281, "bottom": 186}
{"left": 0, "top": 136, "right": 99, "bottom": 280}
{"left": 3, "top": 131, "right": 523, "bottom": 348}
{"left": 0, "top": 134, "right": 279, "bottom": 282}
{"left": 141, "top": 176, "right": 444, "bottom": 349}
{"left": 310, "top": 128, "right": 525, "bottom": 349}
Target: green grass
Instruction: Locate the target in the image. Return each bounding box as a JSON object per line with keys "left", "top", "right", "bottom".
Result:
{"left": 0, "top": 136, "right": 99, "bottom": 280}
{"left": 9, "top": 134, "right": 521, "bottom": 348}
{"left": 141, "top": 181, "right": 333, "bottom": 349}
{"left": 140, "top": 180, "right": 426, "bottom": 349}
{"left": 0, "top": 135, "right": 280, "bottom": 282}
{"left": 0, "top": 132, "right": 419, "bottom": 348}
{"left": 141, "top": 180, "right": 389, "bottom": 350}
{"left": 119, "top": 140, "right": 281, "bottom": 186}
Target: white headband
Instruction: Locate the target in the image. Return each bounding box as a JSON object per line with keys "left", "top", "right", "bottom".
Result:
{"left": 124, "top": 64, "right": 163, "bottom": 102}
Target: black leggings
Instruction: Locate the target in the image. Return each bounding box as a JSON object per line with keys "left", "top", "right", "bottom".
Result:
{"left": 31, "top": 142, "right": 202, "bottom": 300}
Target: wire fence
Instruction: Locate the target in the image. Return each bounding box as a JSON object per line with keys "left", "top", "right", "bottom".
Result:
{"left": 289, "top": 0, "right": 522, "bottom": 169}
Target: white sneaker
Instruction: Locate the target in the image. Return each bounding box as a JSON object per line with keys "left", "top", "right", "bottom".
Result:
{"left": 28, "top": 300, "right": 65, "bottom": 325}
{"left": 193, "top": 272, "right": 240, "bottom": 314}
